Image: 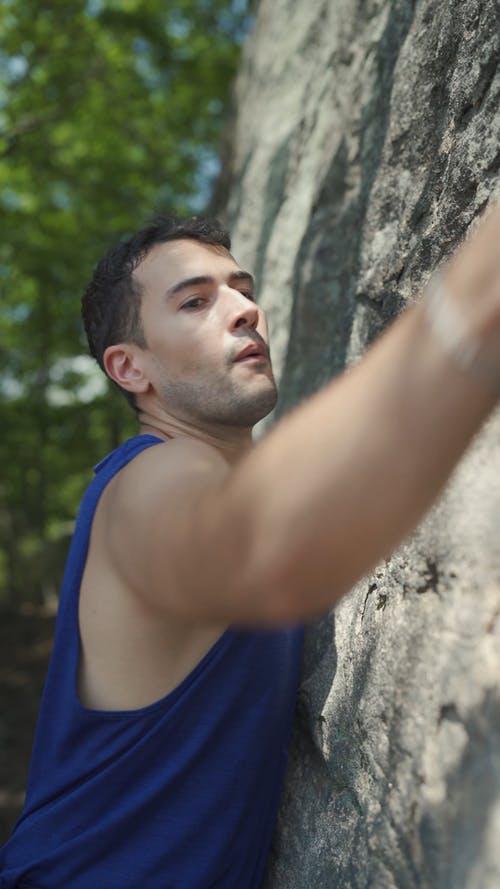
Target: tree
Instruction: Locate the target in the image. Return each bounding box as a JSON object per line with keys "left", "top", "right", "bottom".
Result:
{"left": 0, "top": 0, "right": 251, "bottom": 605}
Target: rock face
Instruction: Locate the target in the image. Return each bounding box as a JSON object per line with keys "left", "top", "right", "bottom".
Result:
{"left": 220, "top": 1, "right": 500, "bottom": 886}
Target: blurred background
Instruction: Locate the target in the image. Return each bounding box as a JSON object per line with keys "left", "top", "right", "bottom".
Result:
{"left": 0, "top": 0, "right": 252, "bottom": 840}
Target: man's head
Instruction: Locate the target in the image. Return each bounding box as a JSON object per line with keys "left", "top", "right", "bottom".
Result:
{"left": 82, "top": 214, "right": 277, "bottom": 428}
{"left": 82, "top": 215, "right": 231, "bottom": 409}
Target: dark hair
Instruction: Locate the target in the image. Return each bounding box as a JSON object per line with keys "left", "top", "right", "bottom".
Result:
{"left": 81, "top": 214, "right": 231, "bottom": 409}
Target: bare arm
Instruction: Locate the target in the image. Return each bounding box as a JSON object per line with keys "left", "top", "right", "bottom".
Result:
{"left": 109, "top": 204, "right": 500, "bottom": 625}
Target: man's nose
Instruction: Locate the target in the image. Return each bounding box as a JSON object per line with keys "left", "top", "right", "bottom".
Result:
{"left": 226, "top": 287, "right": 259, "bottom": 331}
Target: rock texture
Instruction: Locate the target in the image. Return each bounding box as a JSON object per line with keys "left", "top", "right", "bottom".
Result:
{"left": 220, "top": 1, "right": 500, "bottom": 886}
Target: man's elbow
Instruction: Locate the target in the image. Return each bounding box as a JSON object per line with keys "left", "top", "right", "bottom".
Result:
{"left": 235, "top": 544, "right": 342, "bottom": 625}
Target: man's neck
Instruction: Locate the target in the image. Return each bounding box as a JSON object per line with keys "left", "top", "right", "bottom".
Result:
{"left": 137, "top": 408, "right": 254, "bottom": 466}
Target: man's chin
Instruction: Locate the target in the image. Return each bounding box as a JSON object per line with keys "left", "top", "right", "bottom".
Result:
{"left": 219, "top": 383, "right": 278, "bottom": 428}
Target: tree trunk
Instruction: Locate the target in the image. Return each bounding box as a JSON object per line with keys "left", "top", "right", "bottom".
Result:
{"left": 221, "top": 1, "right": 500, "bottom": 886}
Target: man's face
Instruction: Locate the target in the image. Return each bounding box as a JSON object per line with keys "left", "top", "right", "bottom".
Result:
{"left": 133, "top": 238, "right": 277, "bottom": 428}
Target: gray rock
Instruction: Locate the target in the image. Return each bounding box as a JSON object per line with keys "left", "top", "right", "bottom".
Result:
{"left": 220, "top": 0, "right": 500, "bottom": 886}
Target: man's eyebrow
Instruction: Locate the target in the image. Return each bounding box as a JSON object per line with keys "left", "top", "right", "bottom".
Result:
{"left": 165, "top": 276, "right": 213, "bottom": 298}
{"left": 165, "top": 271, "right": 255, "bottom": 299}
{"left": 227, "top": 271, "right": 255, "bottom": 289}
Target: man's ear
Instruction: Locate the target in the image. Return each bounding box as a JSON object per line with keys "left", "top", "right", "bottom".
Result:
{"left": 103, "top": 343, "right": 150, "bottom": 396}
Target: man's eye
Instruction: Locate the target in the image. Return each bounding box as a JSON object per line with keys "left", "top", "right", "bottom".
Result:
{"left": 181, "top": 297, "right": 205, "bottom": 309}
{"left": 241, "top": 290, "right": 255, "bottom": 302}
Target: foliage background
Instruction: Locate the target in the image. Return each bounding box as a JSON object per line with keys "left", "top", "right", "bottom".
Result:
{"left": 0, "top": 0, "right": 251, "bottom": 609}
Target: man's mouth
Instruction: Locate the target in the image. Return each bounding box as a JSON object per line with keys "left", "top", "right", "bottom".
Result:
{"left": 233, "top": 342, "right": 269, "bottom": 363}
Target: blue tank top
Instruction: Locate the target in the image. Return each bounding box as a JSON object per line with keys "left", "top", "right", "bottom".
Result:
{"left": 0, "top": 435, "right": 303, "bottom": 889}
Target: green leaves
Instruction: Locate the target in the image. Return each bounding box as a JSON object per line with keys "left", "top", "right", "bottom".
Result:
{"left": 0, "top": 0, "right": 250, "bottom": 605}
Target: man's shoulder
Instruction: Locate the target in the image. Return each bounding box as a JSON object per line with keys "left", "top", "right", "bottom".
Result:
{"left": 116, "top": 434, "right": 229, "bottom": 482}
{"left": 103, "top": 435, "right": 229, "bottom": 522}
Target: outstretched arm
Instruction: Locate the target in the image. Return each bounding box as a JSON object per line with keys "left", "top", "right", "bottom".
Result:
{"left": 110, "top": 204, "right": 500, "bottom": 625}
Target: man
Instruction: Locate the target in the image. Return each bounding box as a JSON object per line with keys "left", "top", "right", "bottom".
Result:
{"left": 1, "top": 206, "right": 500, "bottom": 888}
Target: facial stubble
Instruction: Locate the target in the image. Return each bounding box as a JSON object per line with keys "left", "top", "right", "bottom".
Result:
{"left": 156, "top": 359, "right": 278, "bottom": 428}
